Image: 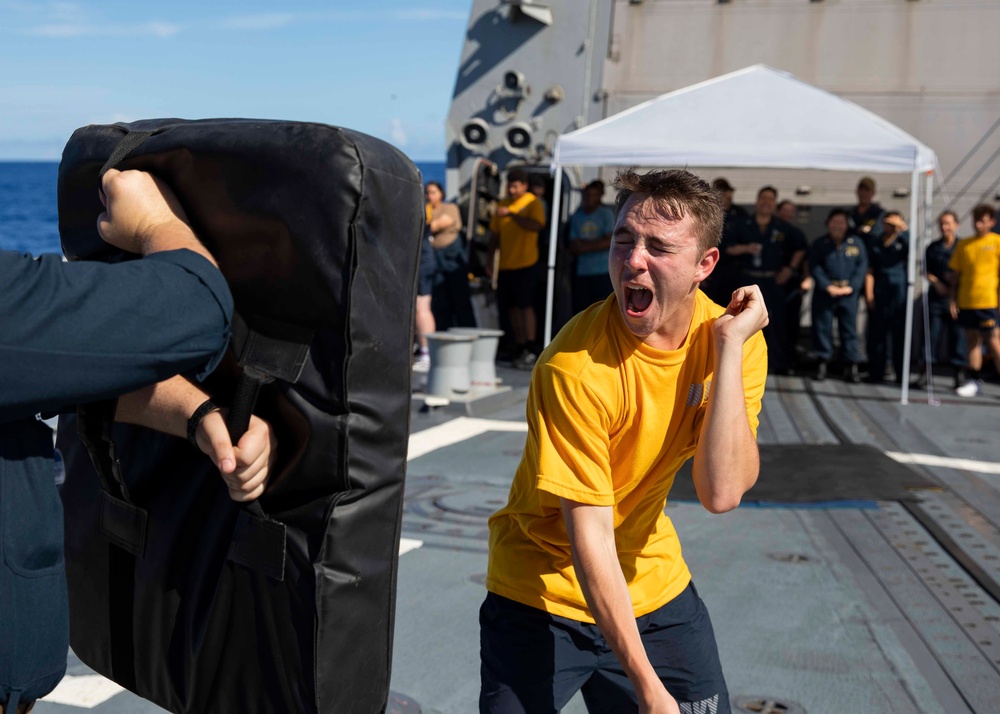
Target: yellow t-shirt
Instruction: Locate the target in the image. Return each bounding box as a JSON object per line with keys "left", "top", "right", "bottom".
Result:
{"left": 948, "top": 232, "right": 1000, "bottom": 310}
{"left": 490, "top": 192, "right": 546, "bottom": 271}
{"left": 486, "top": 291, "right": 768, "bottom": 622}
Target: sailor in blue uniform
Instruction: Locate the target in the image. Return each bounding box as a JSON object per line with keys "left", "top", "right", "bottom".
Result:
{"left": 0, "top": 170, "right": 271, "bottom": 712}
{"left": 865, "top": 212, "right": 910, "bottom": 383}
{"left": 921, "top": 210, "right": 967, "bottom": 386}
{"left": 849, "top": 176, "right": 886, "bottom": 244}
{"left": 703, "top": 177, "right": 748, "bottom": 306}
{"left": 809, "top": 209, "right": 868, "bottom": 381}
{"left": 728, "top": 186, "right": 807, "bottom": 373}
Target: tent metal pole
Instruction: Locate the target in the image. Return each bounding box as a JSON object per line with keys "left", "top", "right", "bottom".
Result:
{"left": 921, "top": 171, "right": 936, "bottom": 404}
{"left": 543, "top": 165, "right": 564, "bottom": 346}
{"left": 901, "top": 169, "right": 920, "bottom": 405}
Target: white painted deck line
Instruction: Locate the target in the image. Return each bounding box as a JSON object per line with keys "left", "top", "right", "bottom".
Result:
{"left": 40, "top": 674, "right": 124, "bottom": 708}
{"left": 886, "top": 451, "right": 1000, "bottom": 476}
{"left": 407, "top": 417, "right": 527, "bottom": 461}
{"left": 399, "top": 537, "right": 424, "bottom": 556}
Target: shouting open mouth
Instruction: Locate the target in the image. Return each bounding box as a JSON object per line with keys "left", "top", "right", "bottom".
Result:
{"left": 625, "top": 285, "right": 653, "bottom": 317}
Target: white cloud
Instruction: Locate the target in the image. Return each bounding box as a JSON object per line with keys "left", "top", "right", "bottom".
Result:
{"left": 10, "top": 1, "right": 179, "bottom": 38}
{"left": 389, "top": 118, "right": 409, "bottom": 147}
{"left": 219, "top": 13, "right": 297, "bottom": 31}
{"left": 25, "top": 21, "right": 181, "bottom": 38}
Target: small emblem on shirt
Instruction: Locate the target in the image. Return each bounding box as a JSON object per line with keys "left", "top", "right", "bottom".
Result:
{"left": 686, "top": 380, "right": 711, "bottom": 407}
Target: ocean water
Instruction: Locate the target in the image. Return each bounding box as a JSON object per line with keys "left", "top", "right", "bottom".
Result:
{"left": 0, "top": 159, "right": 446, "bottom": 257}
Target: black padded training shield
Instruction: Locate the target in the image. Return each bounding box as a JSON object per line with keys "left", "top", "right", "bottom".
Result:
{"left": 56, "top": 119, "right": 423, "bottom": 714}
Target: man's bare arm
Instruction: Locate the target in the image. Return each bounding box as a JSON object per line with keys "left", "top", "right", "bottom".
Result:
{"left": 508, "top": 213, "right": 542, "bottom": 232}
{"left": 116, "top": 376, "right": 277, "bottom": 502}
{"left": 692, "top": 285, "right": 768, "bottom": 513}
{"left": 561, "top": 500, "right": 680, "bottom": 714}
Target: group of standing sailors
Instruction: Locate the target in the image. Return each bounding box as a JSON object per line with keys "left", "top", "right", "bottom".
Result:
{"left": 704, "top": 176, "right": 1000, "bottom": 395}
{"left": 422, "top": 171, "right": 999, "bottom": 398}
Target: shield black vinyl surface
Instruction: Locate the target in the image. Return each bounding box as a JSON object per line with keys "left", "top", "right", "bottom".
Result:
{"left": 57, "top": 119, "right": 424, "bottom": 714}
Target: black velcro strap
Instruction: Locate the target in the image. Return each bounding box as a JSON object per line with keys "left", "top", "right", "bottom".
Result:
{"left": 99, "top": 492, "right": 149, "bottom": 557}
{"left": 229, "top": 312, "right": 313, "bottom": 383}
{"left": 108, "top": 543, "right": 137, "bottom": 692}
{"left": 99, "top": 129, "right": 156, "bottom": 179}
{"left": 226, "top": 509, "right": 287, "bottom": 582}
{"left": 78, "top": 400, "right": 134, "bottom": 503}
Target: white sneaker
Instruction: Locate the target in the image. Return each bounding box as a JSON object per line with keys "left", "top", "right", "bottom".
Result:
{"left": 955, "top": 379, "right": 980, "bottom": 398}
{"left": 413, "top": 353, "right": 430, "bottom": 373}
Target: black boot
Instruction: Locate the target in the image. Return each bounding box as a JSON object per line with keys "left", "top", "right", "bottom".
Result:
{"left": 847, "top": 363, "right": 861, "bottom": 384}
{"left": 815, "top": 361, "right": 827, "bottom": 381}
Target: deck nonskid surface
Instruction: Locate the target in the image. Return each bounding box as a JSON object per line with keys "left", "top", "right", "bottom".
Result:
{"left": 36, "top": 372, "right": 1000, "bottom": 712}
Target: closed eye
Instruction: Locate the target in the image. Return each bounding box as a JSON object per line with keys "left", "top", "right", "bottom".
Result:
{"left": 612, "top": 227, "right": 633, "bottom": 244}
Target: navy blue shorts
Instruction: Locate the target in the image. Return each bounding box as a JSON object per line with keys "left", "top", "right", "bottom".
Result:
{"left": 497, "top": 266, "right": 538, "bottom": 311}
{"left": 480, "top": 583, "right": 730, "bottom": 713}
{"left": 958, "top": 308, "right": 1000, "bottom": 332}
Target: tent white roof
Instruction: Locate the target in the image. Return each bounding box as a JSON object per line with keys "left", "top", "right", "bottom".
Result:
{"left": 553, "top": 65, "right": 937, "bottom": 174}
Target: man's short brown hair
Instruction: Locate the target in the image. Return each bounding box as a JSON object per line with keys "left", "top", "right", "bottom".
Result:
{"left": 612, "top": 169, "right": 723, "bottom": 253}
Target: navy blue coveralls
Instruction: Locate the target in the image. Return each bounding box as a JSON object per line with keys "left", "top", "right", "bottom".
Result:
{"left": 850, "top": 203, "right": 885, "bottom": 243}
{"left": 809, "top": 234, "right": 868, "bottom": 364}
{"left": 732, "top": 216, "right": 806, "bottom": 372}
{"left": 0, "top": 249, "right": 232, "bottom": 709}
{"left": 703, "top": 204, "right": 747, "bottom": 307}
{"left": 924, "top": 237, "right": 967, "bottom": 367}
{"left": 867, "top": 232, "right": 910, "bottom": 381}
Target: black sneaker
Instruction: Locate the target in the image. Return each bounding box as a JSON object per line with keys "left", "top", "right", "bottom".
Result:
{"left": 846, "top": 363, "right": 861, "bottom": 384}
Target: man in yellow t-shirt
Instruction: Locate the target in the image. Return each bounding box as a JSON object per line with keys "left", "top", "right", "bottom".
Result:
{"left": 481, "top": 169, "right": 768, "bottom": 714}
{"left": 487, "top": 169, "right": 547, "bottom": 369}
{"left": 948, "top": 203, "right": 1000, "bottom": 397}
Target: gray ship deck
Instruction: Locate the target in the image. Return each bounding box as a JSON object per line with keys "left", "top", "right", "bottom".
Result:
{"left": 36, "top": 370, "right": 1000, "bottom": 713}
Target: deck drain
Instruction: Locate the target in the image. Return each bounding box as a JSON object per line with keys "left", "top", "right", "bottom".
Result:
{"left": 733, "top": 695, "right": 806, "bottom": 714}
{"left": 768, "top": 553, "right": 813, "bottom": 564}
{"left": 387, "top": 692, "right": 422, "bottom": 714}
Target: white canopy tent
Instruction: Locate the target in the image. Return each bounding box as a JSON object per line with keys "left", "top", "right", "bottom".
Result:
{"left": 544, "top": 64, "right": 939, "bottom": 404}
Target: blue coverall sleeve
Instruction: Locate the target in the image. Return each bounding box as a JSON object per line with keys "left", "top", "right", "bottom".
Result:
{"left": 0, "top": 249, "right": 233, "bottom": 424}
{"left": 809, "top": 243, "right": 831, "bottom": 290}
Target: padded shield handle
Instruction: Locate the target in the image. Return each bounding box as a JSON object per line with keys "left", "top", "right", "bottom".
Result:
{"left": 225, "top": 365, "right": 274, "bottom": 525}
{"left": 223, "top": 313, "right": 313, "bottom": 581}
{"left": 99, "top": 128, "right": 157, "bottom": 179}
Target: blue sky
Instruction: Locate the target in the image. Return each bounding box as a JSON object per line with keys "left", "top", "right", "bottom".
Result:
{"left": 0, "top": 1, "right": 471, "bottom": 161}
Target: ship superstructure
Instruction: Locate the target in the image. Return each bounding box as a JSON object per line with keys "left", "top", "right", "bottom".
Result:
{"left": 447, "top": 0, "right": 1000, "bottom": 232}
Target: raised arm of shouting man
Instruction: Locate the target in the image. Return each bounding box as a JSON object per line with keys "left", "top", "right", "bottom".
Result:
{"left": 481, "top": 169, "right": 768, "bottom": 714}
